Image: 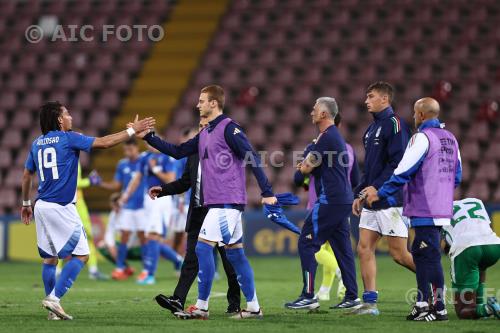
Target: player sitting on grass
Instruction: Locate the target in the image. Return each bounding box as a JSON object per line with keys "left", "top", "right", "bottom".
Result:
{"left": 442, "top": 198, "right": 500, "bottom": 319}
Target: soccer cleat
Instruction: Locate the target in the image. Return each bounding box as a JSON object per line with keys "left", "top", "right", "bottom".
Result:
{"left": 284, "top": 296, "right": 320, "bottom": 310}
{"left": 136, "top": 270, "right": 148, "bottom": 282}
{"left": 330, "top": 298, "right": 361, "bottom": 309}
{"left": 407, "top": 304, "right": 431, "bottom": 321}
{"left": 42, "top": 296, "right": 73, "bottom": 320}
{"left": 174, "top": 305, "right": 209, "bottom": 320}
{"left": 155, "top": 294, "right": 183, "bottom": 314}
{"left": 226, "top": 303, "right": 241, "bottom": 314}
{"left": 47, "top": 312, "right": 61, "bottom": 321}
{"left": 315, "top": 290, "right": 330, "bottom": 301}
{"left": 111, "top": 269, "right": 129, "bottom": 281}
{"left": 230, "top": 308, "right": 263, "bottom": 319}
{"left": 486, "top": 297, "right": 500, "bottom": 319}
{"left": 346, "top": 303, "right": 380, "bottom": 316}
{"left": 89, "top": 271, "right": 109, "bottom": 281}
{"left": 124, "top": 266, "right": 135, "bottom": 277}
{"left": 412, "top": 309, "right": 448, "bottom": 322}
{"left": 137, "top": 275, "right": 155, "bottom": 285}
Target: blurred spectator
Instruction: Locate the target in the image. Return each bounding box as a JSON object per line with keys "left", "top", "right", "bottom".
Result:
{"left": 476, "top": 100, "right": 499, "bottom": 123}
{"left": 432, "top": 80, "right": 453, "bottom": 103}
{"left": 236, "top": 86, "right": 259, "bottom": 106}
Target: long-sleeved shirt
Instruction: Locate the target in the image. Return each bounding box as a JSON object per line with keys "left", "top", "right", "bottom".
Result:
{"left": 355, "top": 106, "right": 410, "bottom": 210}
{"left": 144, "top": 114, "right": 274, "bottom": 202}
{"left": 378, "top": 118, "right": 462, "bottom": 204}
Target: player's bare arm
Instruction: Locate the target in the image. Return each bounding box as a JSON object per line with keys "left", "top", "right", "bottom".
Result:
{"left": 21, "top": 168, "right": 34, "bottom": 225}
{"left": 119, "top": 172, "right": 142, "bottom": 205}
{"left": 93, "top": 115, "right": 155, "bottom": 149}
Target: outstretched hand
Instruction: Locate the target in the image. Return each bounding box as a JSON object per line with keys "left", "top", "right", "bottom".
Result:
{"left": 131, "top": 114, "right": 155, "bottom": 134}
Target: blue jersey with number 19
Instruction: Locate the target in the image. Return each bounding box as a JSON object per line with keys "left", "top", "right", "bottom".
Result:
{"left": 25, "top": 130, "right": 95, "bottom": 205}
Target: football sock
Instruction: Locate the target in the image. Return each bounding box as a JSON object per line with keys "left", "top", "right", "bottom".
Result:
{"left": 146, "top": 240, "right": 160, "bottom": 276}
{"left": 54, "top": 258, "right": 85, "bottom": 299}
{"left": 116, "top": 243, "right": 128, "bottom": 270}
{"left": 362, "top": 290, "right": 378, "bottom": 304}
{"left": 140, "top": 244, "right": 148, "bottom": 271}
{"left": 87, "top": 240, "right": 98, "bottom": 273}
{"left": 320, "top": 266, "right": 334, "bottom": 291}
{"left": 315, "top": 243, "right": 338, "bottom": 290}
{"left": 225, "top": 247, "right": 259, "bottom": 311}
{"left": 159, "top": 243, "right": 183, "bottom": 266}
{"left": 476, "top": 282, "right": 485, "bottom": 305}
{"left": 195, "top": 241, "right": 215, "bottom": 305}
{"left": 42, "top": 263, "right": 57, "bottom": 296}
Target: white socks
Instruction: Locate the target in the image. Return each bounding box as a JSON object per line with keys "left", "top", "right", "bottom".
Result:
{"left": 196, "top": 299, "right": 209, "bottom": 311}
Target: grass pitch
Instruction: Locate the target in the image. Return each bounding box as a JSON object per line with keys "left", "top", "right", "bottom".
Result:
{"left": 0, "top": 256, "right": 498, "bottom": 333}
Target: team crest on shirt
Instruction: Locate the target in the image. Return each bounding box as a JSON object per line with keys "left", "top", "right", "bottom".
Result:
{"left": 124, "top": 167, "right": 130, "bottom": 174}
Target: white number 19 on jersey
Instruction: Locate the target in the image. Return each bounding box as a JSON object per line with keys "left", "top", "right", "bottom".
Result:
{"left": 37, "top": 147, "right": 59, "bottom": 181}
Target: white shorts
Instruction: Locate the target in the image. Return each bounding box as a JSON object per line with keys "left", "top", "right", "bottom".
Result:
{"left": 143, "top": 194, "right": 173, "bottom": 235}
{"left": 34, "top": 199, "right": 90, "bottom": 258}
{"left": 169, "top": 204, "right": 188, "bottom": 233}
{"left": 117, "top": 208, "right": 146, "bottom": 232}
{"left": 199, "top": 208, "right": 243, "bottom": 246}
{"left": 359, "top": 207, "right": 409, "bottom": 238}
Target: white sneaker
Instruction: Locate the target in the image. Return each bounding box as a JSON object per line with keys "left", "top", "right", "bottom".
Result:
{"left": 42, "top": 296, "right": 73, "bottom": 320}
{"left": 47, "top": 312, "right": 61, "bottom": 321}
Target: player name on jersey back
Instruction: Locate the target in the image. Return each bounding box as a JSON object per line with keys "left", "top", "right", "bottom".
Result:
{"left": 37, "top": 136, "right": 60, "bottom": 146}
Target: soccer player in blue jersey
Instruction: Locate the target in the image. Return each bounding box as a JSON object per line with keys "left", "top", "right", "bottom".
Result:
{"left": 121, "top": 143, "right": 183, "bottom": 285}
{"left": 136, "top": 85, "right": 277, "bottom": 319}
{"left": 20, "top": 101, "right": 154, "bottom": 320}
{"left": 285, "top": 97, "right": 359, "bottom": 310}
{"left": 97, "top": 139, "right": 148, "bottom": 281}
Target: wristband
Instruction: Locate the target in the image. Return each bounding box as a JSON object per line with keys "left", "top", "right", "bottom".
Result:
{"left": 152, "top": 166, "right": 162, "bottom": 174}
{"left": 22, "top": 200, "right": 31, "bottom": 207}
{"left": 126, "top": 127, "right": 136, "bottom": 137}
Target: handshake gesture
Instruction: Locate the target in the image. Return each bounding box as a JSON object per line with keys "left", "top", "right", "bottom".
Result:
{"left": 128, "top": 115, "right": 155, "bottom": 138}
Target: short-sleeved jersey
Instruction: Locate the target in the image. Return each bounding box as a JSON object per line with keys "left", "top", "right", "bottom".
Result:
{"left": 25, "top": 131, "right": 95, "bottom": 205}
{"left": 442, "top": 198, "right": 500, "bottom": 259}
{"left": 309, "top": 125, "right": 353, "bottom": 205}
{"left": 114, "top": 157, "right": 144, "bottom": 210}
{"left": 137, "top": 152, "right": 176, "bottom": 188}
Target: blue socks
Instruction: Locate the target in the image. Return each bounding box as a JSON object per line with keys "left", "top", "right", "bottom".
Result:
{"left": 42, "top": 263, "right": 56, "bottom": 296}
{"left": 54, "top": 258, "right": 85, "bottom": 299}
{"left": 159, "top": 243, "right": 183, "bottom": 268}
{"left": 140, "top": 244, "right": 148, "bottom": 271}
{"left": 363, "top": 291, "right": 378, "bottom": 304}
{"left": 117, "top": 243, "right": 128, "bottom": 270}
{"left": 146, "top": 240, "right": 160, "bottom": 276}
{"left": 225, "top": 247, "right": 256, "bottom": 303}
{"left": 195, "top": 241, "right": 215, "bottom": 302}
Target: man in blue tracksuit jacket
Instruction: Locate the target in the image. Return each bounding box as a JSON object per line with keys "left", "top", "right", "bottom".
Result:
{"left": 350, "top": 82, "right": 416, "bottom": 315}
